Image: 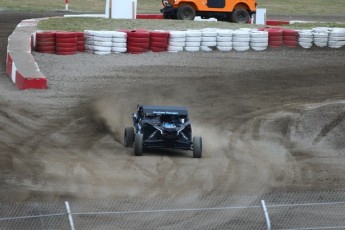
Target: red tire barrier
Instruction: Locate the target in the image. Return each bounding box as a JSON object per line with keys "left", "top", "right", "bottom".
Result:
{"left": 54, "top": 31, "right": 78, "bottom": 55}
{"left": 149, "top": 31, "right": 169, "bottom": 51}
{"left": 269, "top": 36, "right": 283, "bottom": 41}
{"left": 282, "top": 29, "right": 298, "bottom": 48}
{"left": 127, "top": 37, "right": 150, "bottom": 43}
{"left": 56, "top": 32, "right": 77, "bottom": 38}
{"left": 36, "top": 32, "right": 56, "bottom": 53}
{"left": 55, "top": 42, "right": 77, "bottom": 48}
{"left": 150, "top": 42, "right": 168, "bottom": 48}
{"left": 150, "top": 31, "right": 169, "bottom": 38}
{"left": 126, "top": 30, "right": 150, "bottom": 54}
{"left": 36, "top": 41, "right": 55, "bottom": 47}
{"left": 127, "top": 31, "right": 150, "bottom": 38}
{"left": 150, "top": 47, "right": 167, "bottom": 52}
{"left": 127, "top": 41, "right": 150, "bottom": 49}
{"left": 56, "top": 37, "right": 78, "bottom": 43}
{"left": 283, "top": 40, "right": 298, "bottom": 48}
{"left": 36, "top": 37, "right": 55, "bottom": 43}
{"left": 36, "top": 32, "right": 56, "bottom": 38}
{"left": 150, "top": 37, "right": 168, "bottom": 43}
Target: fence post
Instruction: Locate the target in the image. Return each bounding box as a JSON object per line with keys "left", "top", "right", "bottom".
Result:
{"left": 261, "top": 200, "right": 271, "bottom": 230}
{"left": 65, "top": 201, "right": 75, "bottom": 230}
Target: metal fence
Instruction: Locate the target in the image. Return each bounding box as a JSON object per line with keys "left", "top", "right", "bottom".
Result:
{"left": 1, "top": 191, "right": 345, "bottom": 230}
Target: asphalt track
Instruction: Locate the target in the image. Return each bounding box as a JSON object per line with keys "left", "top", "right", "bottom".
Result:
{"left": 1, "top": 12, "right": 345, "bottom": 203}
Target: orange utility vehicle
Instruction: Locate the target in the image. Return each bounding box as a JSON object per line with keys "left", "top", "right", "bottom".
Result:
{"left": 160, "top": 0, "right": 256, "bottom": 23}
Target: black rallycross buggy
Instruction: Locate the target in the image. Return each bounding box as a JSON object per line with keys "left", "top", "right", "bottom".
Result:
{"left": 124, "top": 105, "right": 202, "bottom": 158}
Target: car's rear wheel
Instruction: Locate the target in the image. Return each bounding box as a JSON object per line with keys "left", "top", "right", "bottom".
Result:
{"left": 193, "top": 136, "right": 202, "bottom": 158}
{"left": 231, "top": 8, "right": 250, "bottom": 23}
{"left": 124, "top": 127, "right": 134, "bottom": 147}
{"left": 177, "top": 5, "right": 196, "bottom": 20}
{"left": 134, "top": 134, "right": 143, "bottom": 156}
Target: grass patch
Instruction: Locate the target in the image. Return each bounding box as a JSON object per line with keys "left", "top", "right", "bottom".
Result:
{"left": 37, "top": 17, "right": 257, "bottom": 31}
{"left": 37, "top": 17, "right": 345, "bottom": 32}
{"left": 1, "top": 0, "right": 345, "bottom": 15}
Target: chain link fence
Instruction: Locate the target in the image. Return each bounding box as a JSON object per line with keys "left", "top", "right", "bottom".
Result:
{"left": 1, "top": 191, "right": 345, "bottom": 229}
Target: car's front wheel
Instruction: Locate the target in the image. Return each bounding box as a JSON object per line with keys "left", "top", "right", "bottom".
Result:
{"left": 134, "top": 134, "right": 143, "bottom": 156}
{"left": 193, "top": 136, "right": 202, "bottom": 158}
{"left": 231, "top": 8, "right": 250, "bottom": 23}
{"left": 124, "top": 127, "right": 134, "bottom": 147}
{"left": 177, "top": 4, "right": 196, "bottom": 20}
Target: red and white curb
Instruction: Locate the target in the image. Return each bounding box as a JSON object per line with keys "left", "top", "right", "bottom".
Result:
{"left": 6, "top": 18, "right": 47, "bottom": 90}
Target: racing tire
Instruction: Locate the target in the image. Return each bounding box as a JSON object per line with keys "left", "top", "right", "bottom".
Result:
{"left": 193, "top": 136, "right": 202, "bottom": 158}
{"left": 112, "top": 42, "right": 127, "bottom": 48}
{"left": 56, "top": 37, "right": 78, "bottom": 43}
{"left": 36, "top": 37, "right": 55, "bottom": 43}
{"left": 177, "top": 4, "right": 196, "bottom": 20}
{"left": 55, "top": 32, "right": 77, "bottom": 38}
{"left": 127, "top": 31, "right": 150, "bottom": 38}
{"left": 150, "top": 37, "right": 168, "bottom": 43}
{"left": 127, "top": 37, "right": 150, "bottom": 43}
{"left": 124, "top": 127, "right": 135, "bottom": 147}
{"left": 36, "top": 41, "right": 56, "bottom": 47}
{"left": 231, "top": 8, "right": 250, "bottom": 23}
{"left": 150, "top": 31, "right": 169, "bottom": 38}
{"left": 112, "top": 37, "right": 127, "bottom": 43}
{"left": 56, "top": 43, "right": 77, "bottom": 48}
{"left": 150, "top": 42, "right": 168, "bottom": 48}
{"left": 134, "top": 134, "right": 143, "bottom": 156}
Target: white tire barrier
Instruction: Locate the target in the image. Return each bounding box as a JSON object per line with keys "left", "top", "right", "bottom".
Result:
{"left": 328, "top": 28, "right": 345, "bottom": 48}
{"left": 216, "top": 29, "right": 233, "bottom": 51}
{"left": 185, "top": 30, "right": 201, "bottom": 52}
{"left": 298, "top": 30, "right": 313, "bottom": 49}
{"left": 112, "top": 42, "right": 127, "bottom": 48}
{"left": 184, "top": 46, "right": 200, "bottom": 52}
{"left": 168, "top": 31, "right": 186, "bottom": 52}
{"left": 201, "top": 28, "right": 218, "bottom": 50}
{"left": 111, "top": 31, "right": 127, "bottom": 53}
{"left": 233, "top": 30, "right": 250, "bottom": 51}
{"left": 200, "top": 46, "right": 213, "bottom": 52}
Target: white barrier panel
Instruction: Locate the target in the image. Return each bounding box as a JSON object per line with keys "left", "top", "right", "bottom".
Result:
{"left": 111, "top": 0, "right": 137, "bottom": 19}
{"left": 255, "top": 8, "right": 266, "bottom": 25}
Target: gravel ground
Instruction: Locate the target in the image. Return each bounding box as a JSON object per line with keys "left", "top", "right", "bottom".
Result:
{"left": 1, "top": 12, "right": 345, "bottom": 204}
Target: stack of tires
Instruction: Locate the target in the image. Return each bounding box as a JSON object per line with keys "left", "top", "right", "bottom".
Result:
{"left": 35, "top": 31, "right": 56, "bottom": 54}
{"left": 298, "top": 30, "right": 313, "bottom": 49}
{"left": 77, "top": 32, "right": 85, "bottom": 52}
{"left": 84, "top": 30, "right": 95, "bottom": 53}
{"left": 250, "top": 31, "right": 268, "bottom": 51}
{"left": 216, "top": 29, "right": 233, "bottom": 52}
{"left": 328, "top": 28, "right": 345, "bottom": 48}
{"left": 267, "top": 29, "right": 283, "bottom": 49}
{"left": 149, "top": 31, "right": 169, "bottom": 52}
{"left": 168, "top": 31, "right": 186, "bottom": 52}
{"left": 93, "top": 31, "right": 113, "bottom": 55}
{"left": 184, "top": 30, "right": 202, "bottom": 52}
{"left": 112, "top": 31, "right": 127, "bottom": 54}
{"left": 201, "top": 29, "right": 217, "bottom": 52}
{"left": 232, "top": 30, "right": 250, "bottom": 52}
{"left": 312, "top": 27, "right": 329, "bottom": 48}
{"left": 127, "top": 30, "right": 150, "bottom": 54}
{"left": 55, "top": 32, "right": 78, "bottom": 55}
{"left": 282, "top": 29, "right": 299, "bottom": 48}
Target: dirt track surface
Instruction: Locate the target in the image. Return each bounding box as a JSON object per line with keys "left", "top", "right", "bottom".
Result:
{"left": 1, "top": 12, "right": 345, "bottom": 202}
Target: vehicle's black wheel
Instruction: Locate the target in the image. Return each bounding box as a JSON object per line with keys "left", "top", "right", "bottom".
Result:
{"left": 124, "top": 127, "right": 134, "bottom": 147}
{"left": 231, "top": 8, "right": 250, "bottom": 23}
{"left": 134, "top": 134, "right": 143, "bottom": 156}
{"left": 177, "top": 5, "right": 196, "bottom": 20}
{"left": 193, "top": 136, "right": 202, "bottom": 158}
